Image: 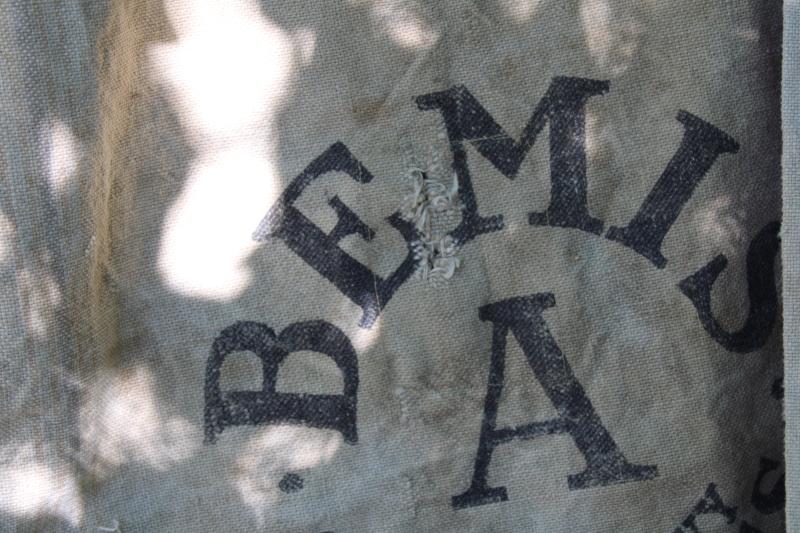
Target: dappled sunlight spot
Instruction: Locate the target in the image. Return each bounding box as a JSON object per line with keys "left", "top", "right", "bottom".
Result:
{"left": 586, "top": 110, "right": 600, "bottom": 160}
{"left": 157, "top": 147, "right": 278, "bottom": 300}
{"left": 579, "top": 0, "right": 642, "bottom": 76}
{"left": 693, "top": 196, "right": 746, "bottom": 255}
{"left": 0, "top": 211, "right": 11, "bottom": 264}
{"left": 341, "top": 306, "right": 382, "bottom": 352}
{"left": 734, "top": 27, "right": 760, "bottom": 42}
{"left": 584, "top": 109, "right": 618, "bottom": 166}
{"left": 498, "top": 0, "right": 542, "bottom": 23}
{"left": 41, "top": 119, "right": 81, "bottom": 196}
{"left": 349, "top": 320, "right": 382, "bottom": 352}
{"left": 292, "top": 28, "right": 317, "bottom": 65}
{"left": 150, "top": 0, "right": 307, "bottom": 300}
{"left": 371, "top": 0, "right": 438, "bottom": 50}
{"left": 17, "top": 267, "right": 62, "bottom": 341}
{"left": 0, "top": 446, "right": 81, "bottom": 525}
{"left": 149, "top": 0, "right": 295, "bottom": 138}
{"left": 233, "top": 426, "right": 342, "bottom": 525}
{"left": 81, "top": 366, "right": 199, "bottom": 476}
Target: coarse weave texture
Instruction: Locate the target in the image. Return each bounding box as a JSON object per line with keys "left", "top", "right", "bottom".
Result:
{"left": 783, "top": 1, "right": 799, "bottom": 532}
{"left": 0, "top": 1, "right": 790, "bottom": 531}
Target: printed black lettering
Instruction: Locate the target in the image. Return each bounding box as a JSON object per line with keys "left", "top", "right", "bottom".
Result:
{"left": 771, "top": 377, "right": 784, "bottom": 400}
{"left": 452, "top": 293, "right": 657, "bottom": 509}
{"left": 678, "top": 221, "right": 780, "bottom": 353}
{"left": 606, "top": 112, "right": 739, "bottom": 268}
{"left": 751, "top": 457, "right": 785, "bottom": 515}
{"left": 327, "top": 195, "right": 376, "bottom": 244}
{"left": 279, "top": 473, "right": 304, "bottom": 493}
{"left": 739, "top": 522, "right": 764, "bottom": 533}
{"left": 204, "top": 320, "right": 359, "bottom": 444}
{"left": 673, "top": 483, "right": 737, "bottom": 533}
{"left": 253, "top": 143, "right": 419, "bottom": 328}
{"left": 416, "top": 77, "right": 609, "bottom": 243}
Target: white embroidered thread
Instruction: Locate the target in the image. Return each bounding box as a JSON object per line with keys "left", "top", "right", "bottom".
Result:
{"left": 399, "top": 143, "right": 462, "bottom": 286}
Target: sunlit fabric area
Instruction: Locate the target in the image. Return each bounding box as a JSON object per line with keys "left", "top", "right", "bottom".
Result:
{"left": 0, "top": 1, "right": 795, "bottom": 531}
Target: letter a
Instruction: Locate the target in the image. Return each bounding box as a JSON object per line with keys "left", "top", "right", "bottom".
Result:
{"left": 453, "top": 294, "right": 657, "bottom": 509}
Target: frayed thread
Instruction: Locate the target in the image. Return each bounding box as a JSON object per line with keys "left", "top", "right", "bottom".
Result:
{"left": 97, "top": 520, "right": 121, "bottom": 532}
{"left": 399, "top": 144, "right": 462, "bottom": 286}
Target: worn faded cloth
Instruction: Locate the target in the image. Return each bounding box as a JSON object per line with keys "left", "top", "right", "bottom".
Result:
{"left": 783, "top": 2, "right": 799, "bottom": 532}
{"left": 0, "top": 1, "right": 791, "bottom": 532}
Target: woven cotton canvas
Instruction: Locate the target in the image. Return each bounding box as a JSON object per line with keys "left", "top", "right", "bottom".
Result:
{"left": 0, "top": 1, "right": 792, "bottom": 531}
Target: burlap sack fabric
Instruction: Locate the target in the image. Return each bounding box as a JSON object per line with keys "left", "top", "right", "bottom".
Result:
{"left": 0, "top": 1, "right": 791, "bottom": 531}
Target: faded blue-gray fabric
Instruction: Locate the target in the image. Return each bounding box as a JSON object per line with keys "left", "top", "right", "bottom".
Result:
{"left": 0, "top": 1, "right": 790, "bottom": 531}
{"left": 783, "top": 1, "right": 799, "bottom": 531}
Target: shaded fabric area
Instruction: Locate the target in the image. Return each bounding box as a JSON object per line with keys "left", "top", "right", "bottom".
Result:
{"left": 0, "top": 1, "right": 789, "bottom": 531}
